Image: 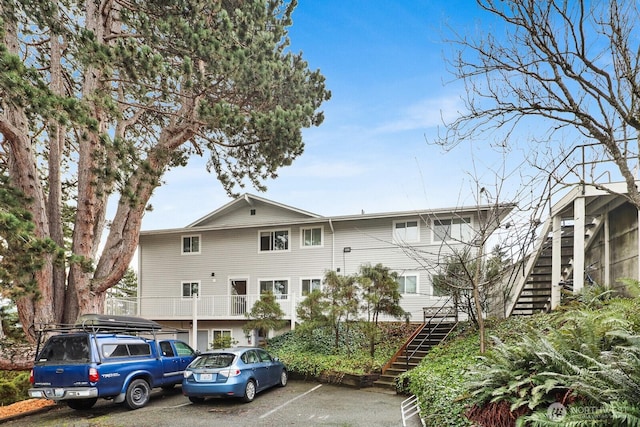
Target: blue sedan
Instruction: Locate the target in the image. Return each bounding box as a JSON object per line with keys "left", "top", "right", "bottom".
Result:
{"left": 182, "top": 347, "right": 288, "bottom": 403}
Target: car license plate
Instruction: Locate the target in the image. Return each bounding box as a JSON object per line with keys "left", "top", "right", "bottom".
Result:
{"left": 200, "top": 373, "right": 214, "bottom": 381}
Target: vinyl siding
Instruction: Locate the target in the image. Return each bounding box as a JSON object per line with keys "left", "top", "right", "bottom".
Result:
{"left": 191, "top": 199, "right": 316, "bottom": 228}
{"left": 137, "top": 202, "right": 488, "bottom": 322}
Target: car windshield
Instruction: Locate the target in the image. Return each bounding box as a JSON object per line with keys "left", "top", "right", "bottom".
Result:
{"left": 191, "top": 353, "right": 235, "bottom": 369}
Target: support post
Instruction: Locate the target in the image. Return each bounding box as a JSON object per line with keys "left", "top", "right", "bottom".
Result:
{"left": 551, "top": 215, "right": 562, "bottom": 310}
{"left": 573, "top": 197, "right": 586, "bottom": 293}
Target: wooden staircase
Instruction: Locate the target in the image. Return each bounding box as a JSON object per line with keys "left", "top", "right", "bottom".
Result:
{"left": 510, "top": 215, "right": 602, "bottom": 316}
{"left": 374, "top": 304, "right": 458, "bottom": 390}
{"left": 511, "top": 223, "right": 572, "bottom": 315}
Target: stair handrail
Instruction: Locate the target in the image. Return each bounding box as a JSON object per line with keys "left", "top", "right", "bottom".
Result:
{"left": 405, "top": 298, "right": 457, "bottom": 371}
{"left": 380, "top": 323, "right": 425, "bottom": 375}
{"left": 505, "top": 216, "right": 553, "bottom": 317}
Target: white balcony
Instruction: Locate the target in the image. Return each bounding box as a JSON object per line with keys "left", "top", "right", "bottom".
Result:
{"left": 104, "top": 294, "right": 445, "bottom": 323}
{"left": 105, "top": 294, "right": 299, "bottom": 320}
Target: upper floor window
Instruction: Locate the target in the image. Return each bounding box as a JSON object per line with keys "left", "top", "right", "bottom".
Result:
{"left": 182, "top": 235, "right": 201, "bottom": 255}
{"left": 301, "top": 278, "right": 322, "bottom": 296}
{"left": 259, "top": 229, "right": 289, "bottom": 252}
{"left": 393, "top": 220, "right": 419, "bottom": 243}
{"left": 397, "top": 274, "right": 418, "bottom": 294}
{"left": 433, "top": 217, "right": 472, "bottom": 242}
{"left": 301, "top": 227, "right": 323, "bottom": 247}
{"left": 182, "top": 281, "right": 200, "bottom": 298}
{"left": 260, "top": 279, "right": 288, "bottom": 299}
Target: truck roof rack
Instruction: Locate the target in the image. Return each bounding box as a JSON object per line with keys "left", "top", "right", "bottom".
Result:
{"left": 76, "top": 314, "right": 163, "bottom": 332}
{"left": 33, "top": 314, "right": 166, "bottom": 334}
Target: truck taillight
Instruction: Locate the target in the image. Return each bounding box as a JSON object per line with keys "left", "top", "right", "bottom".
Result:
{"left": 29, "top": 369, "right": 34, "bottom": 384}
{"left": 89, "top": 367, "right": 99, "bottom": 383}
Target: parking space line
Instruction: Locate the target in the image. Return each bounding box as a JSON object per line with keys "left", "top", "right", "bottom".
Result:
{"left": 259, "top": 384, "right": 323, "bottom": 419}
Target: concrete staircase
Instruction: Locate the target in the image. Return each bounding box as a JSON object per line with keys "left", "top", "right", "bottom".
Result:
{"left": 374, "top": 305, "right": 457, "bottom": 390}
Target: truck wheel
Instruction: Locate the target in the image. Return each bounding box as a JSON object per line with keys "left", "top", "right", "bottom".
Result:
{"left": 241, "top": 380, "right": 256, "bottom": 403}
{"left": 67, "top": 398, "right": 98, "bottom": 410}
{"left": 125, "top": 379, "right": 151, "bottom": 410}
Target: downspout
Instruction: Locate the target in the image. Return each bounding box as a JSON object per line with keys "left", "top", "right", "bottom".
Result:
{"left": 329, "top": 219, "right": 335, "bottom": 271}
{"left": 137, "top": 246, "right": 142, "bottom": 316}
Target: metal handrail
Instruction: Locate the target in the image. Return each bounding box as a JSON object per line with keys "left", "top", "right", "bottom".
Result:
{"left": 404, "top": 297, "right": 457, "bottom": 371}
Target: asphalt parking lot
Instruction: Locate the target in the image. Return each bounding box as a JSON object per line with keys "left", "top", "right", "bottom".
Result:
{"left": 4, "top": 380, "right": 411, "bottom": 427}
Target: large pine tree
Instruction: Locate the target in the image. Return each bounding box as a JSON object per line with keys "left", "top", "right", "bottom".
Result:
{"left": 0, "top": 0, "right": 330, "bottom": 342}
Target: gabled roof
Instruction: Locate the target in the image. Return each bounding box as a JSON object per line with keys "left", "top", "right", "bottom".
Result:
{"left": 186, "top": 193, "right": 321, "bottom": 228}
{"left": 140, "top": 193, "right": 516, "bottom": 236}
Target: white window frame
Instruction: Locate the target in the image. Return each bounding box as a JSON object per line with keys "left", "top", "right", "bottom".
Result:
{"left": 258, "top": 229, "right": 291, "bottom": 252}
{"left": 259, "top": 278, "right": 289, "bottom": 300}
{"left": 393, "top": 220, "right": 420, "bottom": 243}
{"left": 211, "top": 329, "right": 233, "bottom": 348}
{"left": 301, "top": 277, "right": 323, "bottom": 296}
{"left": 181, "top": 234, "right": 201, "bottom": 255}
{"left": 432, "top": 217, "right": 473, "bottom": 243}
{"left": 181, "top": 281, "right": 200, "bottom": 299}
{"left": 300, "top": 226, "right": 324, "bottom": 248}
{"left": 397, "top": 272, "right": 419, "bottom": 295}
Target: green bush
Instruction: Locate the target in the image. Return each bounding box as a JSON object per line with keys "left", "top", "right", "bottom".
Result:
{"left": 0, "top": 371, "right": 30, "bottom": 405}
{"left": 268, "top": 322, "right": 416, "bottom": 377}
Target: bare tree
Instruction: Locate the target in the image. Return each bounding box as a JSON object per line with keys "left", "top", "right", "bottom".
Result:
{"left": 440, "top": 0, "right": 640, "bottom": 207}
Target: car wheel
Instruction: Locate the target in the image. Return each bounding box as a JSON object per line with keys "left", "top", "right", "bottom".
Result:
{"left": 189, "top": 396, "right": 205, "bottom": 404}
{"left": 125, "top": 378, "right": 151, "bottom": 410}
{"left": 242, "top": 380, "right": 256, "bottom": 403}
{"left": 67, "top": 398, "right": 98, "bottom": 410}
{"left": 279, "top": 370, "right": 288, "bottom": 387}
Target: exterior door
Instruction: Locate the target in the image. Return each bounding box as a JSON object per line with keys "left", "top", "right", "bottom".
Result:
{"left": 231, "top": 279, "right": 247, "bottom": 315}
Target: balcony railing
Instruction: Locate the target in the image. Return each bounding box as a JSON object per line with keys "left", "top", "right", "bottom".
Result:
{"left": 104, "top": 293, "right": 444, "bottom": 323}
{"left": 105, "top": 294, "right": 300, "bottom": 320}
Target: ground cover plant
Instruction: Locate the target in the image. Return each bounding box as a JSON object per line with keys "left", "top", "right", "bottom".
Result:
{"left": 399, "top": 283, "right": 640, "bottom": 427}
{"left": 268, "top": 321, "right": 417, "bottom": 377}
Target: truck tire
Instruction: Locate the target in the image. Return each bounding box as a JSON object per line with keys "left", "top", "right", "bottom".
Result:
{"left": 125, "top": 379, "right": 151, "bottom": 410}
{"left": 67, "top": 398, "right": 98, "bottom": 410}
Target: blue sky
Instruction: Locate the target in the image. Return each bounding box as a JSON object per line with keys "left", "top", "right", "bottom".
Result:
{"left": 142, "top": 1, "right": 513, "bottom": 231}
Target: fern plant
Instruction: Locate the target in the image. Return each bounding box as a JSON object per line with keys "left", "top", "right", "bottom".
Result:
{"left": 466, "top": 297, "right": 640, "bottom": 426}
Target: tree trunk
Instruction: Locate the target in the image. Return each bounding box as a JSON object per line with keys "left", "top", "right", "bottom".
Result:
{"left": 1, "top": 6, "right": 55, "bottom": 342}
{"left": 473, "top": 243, "right": 486, "bottom": 354}
{"left": 48, "top": 33, "right": 67, "bottom": 325}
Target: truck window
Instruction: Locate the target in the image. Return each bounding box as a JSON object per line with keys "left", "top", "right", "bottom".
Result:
{"left": 173, "top": 341, "right": 195, "bottom": 357}
{"left": 128, "top": 344, "right": 151, "bottom": 356}
{"left": 159, "top": 341, "right": 175, "bottom": 357}
{"left": 103, "top": 344, "right": 129, "bottom": 357}
{"left": 102, "top": 343, "right": 151, "bottom": 358}
{"left": 38, "top": 335, "right": 89, "bottom": 363}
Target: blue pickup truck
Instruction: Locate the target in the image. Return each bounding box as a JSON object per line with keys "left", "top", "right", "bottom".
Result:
{"left": 28, "top": 314, "right": 196, "bottom": 410}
